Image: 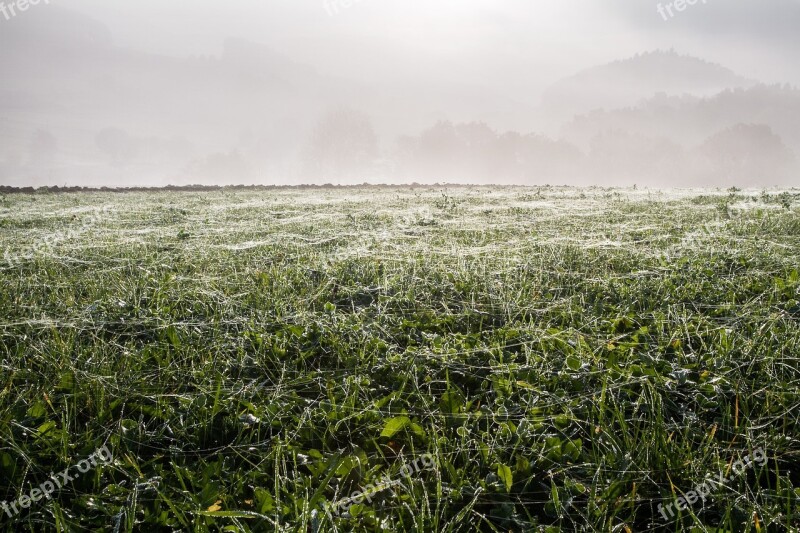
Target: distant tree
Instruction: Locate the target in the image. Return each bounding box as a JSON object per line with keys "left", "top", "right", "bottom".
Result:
{"left": 454, "top": 122, "right": 496, "bottom": 150}
{"left": 697, "top": 123, "right": 796, "bottom": 185}
{"left": 589, "top": 130, "right": 683, "bottom": 183}
{"left": 304, "top": 109, "right": 378, "bottom": 180}
{"left": 518, "top": 133, "right": 585, "bottom": 182}
{"left": 417, "top": 121, "right": 460, "bottom": 169}
{"left": 395, "top": 120, "right": 584, "bottom": 184}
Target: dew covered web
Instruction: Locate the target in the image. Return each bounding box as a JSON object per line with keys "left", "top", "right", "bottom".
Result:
{"left": 0, "top": 186, "right": 799, "bottom": 531}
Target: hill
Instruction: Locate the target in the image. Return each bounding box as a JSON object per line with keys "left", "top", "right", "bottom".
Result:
{"left": 541, "top": 50, "right": 755, "bottom": 122}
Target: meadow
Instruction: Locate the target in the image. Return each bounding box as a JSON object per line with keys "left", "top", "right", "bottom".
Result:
{"left": 0, "top": 186, "right": 798, "bottom": 532}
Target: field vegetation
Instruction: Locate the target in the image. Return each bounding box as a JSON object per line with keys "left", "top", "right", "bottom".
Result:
{"left": 0, "top": 186, "right": 799, "bottom": 532}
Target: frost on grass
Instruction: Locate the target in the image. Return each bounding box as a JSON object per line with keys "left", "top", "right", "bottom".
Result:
{"left": 0, "top": 186, "right": 798, "bottom": 531}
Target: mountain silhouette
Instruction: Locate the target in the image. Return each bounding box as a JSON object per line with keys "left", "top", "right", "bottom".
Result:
{"left": 541, "top": 50, "right": 756, "bottom": 122}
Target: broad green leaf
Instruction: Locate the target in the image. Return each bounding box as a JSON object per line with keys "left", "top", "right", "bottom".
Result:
{"left": 497, "top": 464, "right": 513, "bottom": 493}
{"left": 380, "top": 416, "right": 411, "bottom": 438}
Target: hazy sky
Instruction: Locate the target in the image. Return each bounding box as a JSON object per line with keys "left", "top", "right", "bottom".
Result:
{"left": 58, "top": 0, "right": 800, "bottom": 100}
{"left": 2, "top": 0, "right": 799, "bottom": 187}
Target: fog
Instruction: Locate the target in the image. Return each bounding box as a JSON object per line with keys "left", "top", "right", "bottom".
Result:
{"left": 1, "top": 0, "right": 798, "bottom": 187}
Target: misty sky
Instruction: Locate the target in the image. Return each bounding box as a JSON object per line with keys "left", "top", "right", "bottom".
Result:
{"left": 58, "top": 0, "right": 800, "bottom": 101}
{"left": 2, "top": 0, "right": 799, "bottom": 187}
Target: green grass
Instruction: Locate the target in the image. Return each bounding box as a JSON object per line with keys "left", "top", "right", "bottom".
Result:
{"left": 0, "top": 186, "right": 799, "bottom": 532}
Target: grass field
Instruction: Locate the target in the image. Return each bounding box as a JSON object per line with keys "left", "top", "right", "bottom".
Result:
{"left": 1, "top": 186, "right": 799, "bottom": 532}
